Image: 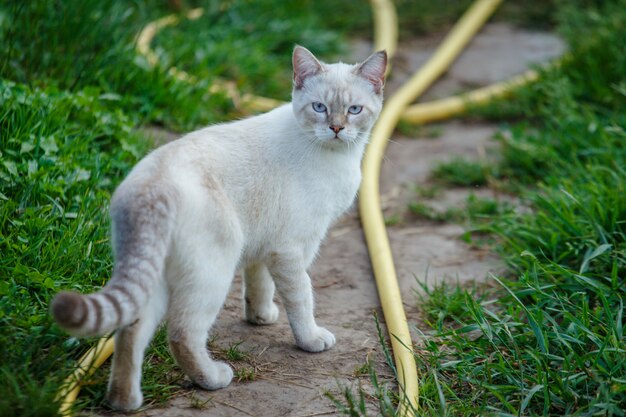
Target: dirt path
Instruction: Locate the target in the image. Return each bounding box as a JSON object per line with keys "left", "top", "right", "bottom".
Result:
{"left": 111, "top": 23, "right": 564, "bottom": 416}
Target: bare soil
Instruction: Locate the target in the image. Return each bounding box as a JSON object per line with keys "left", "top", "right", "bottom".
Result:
{"left": 100, "top": 23, "right": 564, "bottom": 417}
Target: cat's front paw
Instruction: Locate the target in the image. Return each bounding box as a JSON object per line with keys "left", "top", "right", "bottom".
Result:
{"left": 296, "top": 326, "right": 336, "bottom": 353}
{"left": 246, "top": 301, "right": 279, "bottom": 325}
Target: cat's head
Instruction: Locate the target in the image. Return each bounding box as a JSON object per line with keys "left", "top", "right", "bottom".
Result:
{"left": 291, "top": 45, "right": 387, "bottom": 148}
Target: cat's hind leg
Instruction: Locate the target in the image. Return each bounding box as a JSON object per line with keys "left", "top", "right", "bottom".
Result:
{"left": 244, "top": 263, "right": 279, "bottom": 325}
{"left": 166, "top": 239, "right": 240, "bottom": 391}
{"left": 106, "top": 282, "right": 168, "bottom": 411}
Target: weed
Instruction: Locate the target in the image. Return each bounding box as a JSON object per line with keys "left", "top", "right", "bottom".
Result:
{"left": 432, "top": 157, "right": 492, "bottom": 187}
{"left": 188, "top": 393, "right": 213, "bottom": 410}
{"left": 414, "top": 184, "right": 442, "bottom": 199}
{"left": 353, "top": 361, "right": 372, "bottom": 377}
{"left": 397, "top": 121, "right": 443, "bottom": 138}
{"left": 234, "top": 367, "right": 256, "bottom": 383}
{"left": 225, "top": 342, "right": 248, "bottom": 362}
{"left": 409, "top": 193, "right": 510, "bottom": 226}
{"left": 465, "top": 193, "right": 513, "bottom": 223}
{"left": 384, "top": 214, "right": 401, "bottom": 227}
{"left": 466, "top": 194, "right": 498, "bottom": 216}
{"left": 408, "top": 202, "right": 462, "bottom": 223}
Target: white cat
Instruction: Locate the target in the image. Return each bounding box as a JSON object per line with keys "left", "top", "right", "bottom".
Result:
{"left": 51, "top": 45, "right": 386, "bottom": 411}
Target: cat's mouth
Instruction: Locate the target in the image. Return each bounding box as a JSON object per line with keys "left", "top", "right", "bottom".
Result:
{"left": 318, "top": 134, "right": 357, "bottom": 150}
{"left": 320, "top": 130, "right": 346, "bottom": 141}
{"left": 325, "top": 133, "right": 347, "bottom": 143}
{"left": 313, "top": 128, "right": 356, "bottom": 147}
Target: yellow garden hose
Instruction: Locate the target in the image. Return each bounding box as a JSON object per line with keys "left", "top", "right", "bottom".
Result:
{"left": 370, "top": 0, "right": 398, "bottom": 72}
{"left": 359, "top": 0, "right": 501, "bottom": 413}
{"left": 55, "top": 1, "right": 553, "bottom": 415}
{"left": 401, "top": 68, "right": 537, "bottom": 124}
{"left": 57, "top": 336, "right": 114, "bottom": 416}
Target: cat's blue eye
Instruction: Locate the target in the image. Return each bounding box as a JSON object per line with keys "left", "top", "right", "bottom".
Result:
{"left": 348, "top": 105, "right": 363, "bottom": 115}
{"left": 312, "top": 102, "right": 327, "bottom": 113}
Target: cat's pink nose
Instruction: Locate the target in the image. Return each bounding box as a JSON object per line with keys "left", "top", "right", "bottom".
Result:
{"left": 330, "top": 125, "right": 344, "bottom": 134}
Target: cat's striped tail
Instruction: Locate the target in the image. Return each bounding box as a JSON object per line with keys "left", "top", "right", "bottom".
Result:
{"left": 51, "top": 183, "right": 177, "bottom": 337}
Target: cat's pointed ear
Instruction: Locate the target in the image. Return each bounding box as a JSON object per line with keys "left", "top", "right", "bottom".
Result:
{"left": 354, "top": 50, "right": 387, "bottom": 94}
{"left": 293, "top": 45, "right": 324, "bottom": 89}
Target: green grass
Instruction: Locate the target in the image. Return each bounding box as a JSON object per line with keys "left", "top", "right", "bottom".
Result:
{"left": 397, "top": 121, "right": 444, "bottom": 138}
{"left": 327, "top": 314, "right": 404, "bottom": 417}
{"left": 415, "top": 185, "right": 443, "bottom": 199}
{"left": 415, "top": 280, "right": 488, "bottom": 332}
{"left": 0, "top": 0, "right": 344, "bottom": 131}
{"left": 0, "top": 81, "right": 147, "bottom": 416}
{"left": 384, "top": 214, "right": 402, "bottom": 227}
{"left": 432, "top": 157, "right": 493, "bottom": 187}
{"left": 0, "top": 0, "right": 230, "bottom": 131}
{"left": 408, "top": 201, "right": 463, "bottom": 223}
{"left": 410, "top": 259, "right": 625, "bottom": 415}
{"left": 408, "top": 193, "right": 510, "bottom": 225}
{"left": 153, "top": 0, "right": 342, "bottom": 102}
